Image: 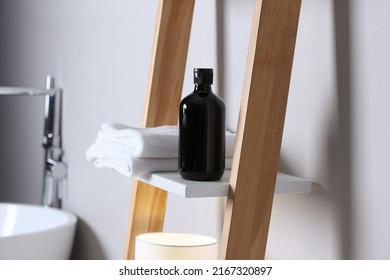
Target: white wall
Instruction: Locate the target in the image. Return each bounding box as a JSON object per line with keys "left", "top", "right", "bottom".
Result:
{"left": 271, "top": 0, "right": 390, "bottom": 259}
{"left": 348, "top": 0, "right": 390, "bottom": 259}
{"left": 1, "top": 0, "right": 389, "bottom": 259}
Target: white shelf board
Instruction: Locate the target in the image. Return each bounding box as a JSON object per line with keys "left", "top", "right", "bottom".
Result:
{"left": 136, "top": 170, "right": 311, "bottom": 198}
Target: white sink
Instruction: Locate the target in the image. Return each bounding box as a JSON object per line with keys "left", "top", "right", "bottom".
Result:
{"left": 0, "top": 202, "right": 77, "bottom": 259}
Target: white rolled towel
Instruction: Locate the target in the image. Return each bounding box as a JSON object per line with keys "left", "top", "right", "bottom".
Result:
{"left": 98, "top": 123, "right": 236, "bottom": 159}
{"left": 86, "top": 142, "right": 232, "bottom": 178}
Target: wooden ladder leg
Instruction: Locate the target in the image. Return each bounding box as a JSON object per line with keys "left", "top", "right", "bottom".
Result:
{"left": 219, "top": 0, "right": 301, "bottom": 260}
{"left": 124, "top": 0, "right": 195, "bottom": 260}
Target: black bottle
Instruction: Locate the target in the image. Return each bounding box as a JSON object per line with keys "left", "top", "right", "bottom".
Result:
{"left": 179, "top": 68, "right": 226, "bottom": 181}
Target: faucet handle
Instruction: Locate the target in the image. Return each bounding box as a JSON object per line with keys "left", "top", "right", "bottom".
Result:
{"left": 47, "top": 159, "right": 67, "bottom": 179}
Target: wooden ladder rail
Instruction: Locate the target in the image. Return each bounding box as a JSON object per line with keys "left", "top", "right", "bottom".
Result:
{"left": 219, "top": 0, "right": 301, "bottom": 259}
{"left": 123, "top": 0, "right": 195, "bottom": 259}
{"left": 124, "top": 0, "right": 301, "bottom": 260}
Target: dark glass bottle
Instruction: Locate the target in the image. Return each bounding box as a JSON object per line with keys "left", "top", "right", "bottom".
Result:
{"left": 179, "top": 68, "right": 226, "bottom": 181}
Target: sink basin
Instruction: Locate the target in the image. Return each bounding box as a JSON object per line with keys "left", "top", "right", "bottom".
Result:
{"left": 0, "top": 202, "right": 77, "bottom": 259}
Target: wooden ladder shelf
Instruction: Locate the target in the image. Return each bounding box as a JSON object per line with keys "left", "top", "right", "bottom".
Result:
{"left": 124, "top": 0, "right": 301, "bottom": 260}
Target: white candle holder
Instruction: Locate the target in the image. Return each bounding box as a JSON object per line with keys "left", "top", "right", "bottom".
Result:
{"left": 135, "top": 232, "right": 218, "bottom": 260}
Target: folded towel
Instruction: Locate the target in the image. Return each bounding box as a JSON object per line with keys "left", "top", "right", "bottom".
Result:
{"left": 86, "top": 143, "right": 178, "bottom": 177}
{"left": 98, "top": 123, "right": 178, "bottom": 158}
{"left": 98, "top": 123, "right": 236, "bottom": 158}
{"left": 87, "top": 123, "right": 236, "bottom": 177}
{"left": 86, "top": 142, "right": 233, "bottom": 178}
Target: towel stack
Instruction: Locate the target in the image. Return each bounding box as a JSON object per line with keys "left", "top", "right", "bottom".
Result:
{"left": 86, "top": 123, "right": 235, "bottom": 178}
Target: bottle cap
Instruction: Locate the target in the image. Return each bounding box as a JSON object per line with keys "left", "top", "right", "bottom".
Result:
{"left": 194, "top": 68, "right": 213, "bottom": 85}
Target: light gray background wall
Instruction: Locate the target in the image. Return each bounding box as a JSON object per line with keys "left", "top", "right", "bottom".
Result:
{"left": 0, "top": 0, "right": 389, "bottom": 259}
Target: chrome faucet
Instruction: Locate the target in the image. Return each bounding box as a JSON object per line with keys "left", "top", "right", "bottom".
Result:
{"left": 42, "top": 76, "right": 67, "bottom": 208}
{"left": 0, "top": 76, "right": 66, "bottom": 208}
